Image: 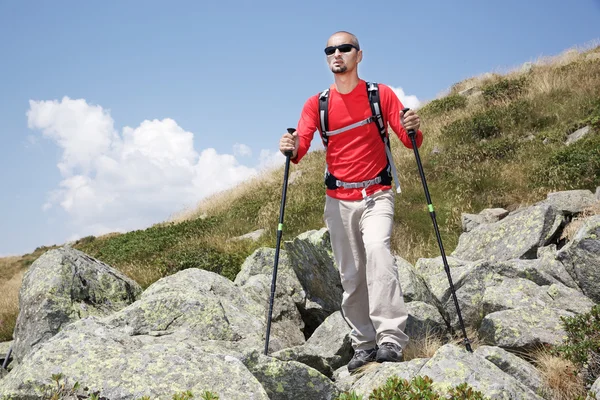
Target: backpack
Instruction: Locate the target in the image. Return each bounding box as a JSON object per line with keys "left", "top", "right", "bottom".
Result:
{"left": 317, "top": 81, "right": 401, "bottom": 194}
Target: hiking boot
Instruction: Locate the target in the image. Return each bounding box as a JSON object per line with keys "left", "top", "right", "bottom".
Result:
{"left": 347, "top": 348, "right": 377, "bottom": 373}
{"left": 376, "top": 342, "right": 403, "bottom": 363}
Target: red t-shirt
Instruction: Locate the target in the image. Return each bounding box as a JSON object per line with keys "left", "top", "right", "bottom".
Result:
{"left": 292, "top": 79, "right": 423, "bottom": 201}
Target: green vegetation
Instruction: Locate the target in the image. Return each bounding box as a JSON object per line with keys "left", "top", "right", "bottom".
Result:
{"left": 554, "top": 304, "right": 600, "bottom": 387}
{"left": 336, "top": 375, "right": 489, "bottom": 400}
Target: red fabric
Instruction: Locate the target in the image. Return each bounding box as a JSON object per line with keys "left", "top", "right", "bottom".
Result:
{"left": 292, "top": 80, "right": 423, "bottom": 201}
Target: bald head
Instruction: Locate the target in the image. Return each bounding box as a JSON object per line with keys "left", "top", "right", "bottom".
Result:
{"left": 327, "top": 31, "right": 360, "bottom": 50}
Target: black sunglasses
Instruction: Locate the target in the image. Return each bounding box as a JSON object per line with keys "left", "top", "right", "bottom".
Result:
{"left": 324, "top": 44, "right": 359, "bottom": 56}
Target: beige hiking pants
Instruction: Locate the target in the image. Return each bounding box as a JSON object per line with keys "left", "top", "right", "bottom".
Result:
{"left": 324, "top": 189, "right": 409, "bottom": 351}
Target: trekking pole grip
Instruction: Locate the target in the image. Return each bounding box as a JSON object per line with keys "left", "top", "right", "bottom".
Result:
{"left": 285, "top": 128, "right": 296, "bottom": 157}
{"left": 402, "top": 108, "right": 417, "bottom": 138}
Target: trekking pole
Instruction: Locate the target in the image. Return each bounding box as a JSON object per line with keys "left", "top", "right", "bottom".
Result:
{"left": 264, "top": 127, "right": 296, "bottom": 355}
{"left": 403, "top": 108, "right": 472, "bottom": 353}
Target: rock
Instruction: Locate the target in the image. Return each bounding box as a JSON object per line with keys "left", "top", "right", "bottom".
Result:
{"left": 590, "top": 376, "right": 600, "bottom": 398}
{"left": 242, "top": 350, "right": 340, "bottom": 400}
{"left": 419, "top": 344, "right": 544, "bottom": 399}
{"left": 229, "top": 229, "right": 265, "bottom": 242}
{"left": 452, "top": 204, "right": 563, "bottom": 261}
{"left": 566, "top": 126, "right": 591, "bottom": 145}
{"left": 272, "top": 311, "right": 352, "bottom": 378}
{"left": 283, "top": 229, "right": 343, "bottom": 333}
{"left": 596, "top": 186, "right": 600, "bottom": 201}
{"left": 535, "top": 246, "right": 580, "bottom": 289}
{"left": 479, "top": 306, "right": 573, "bottom": 350}
{"left": 557, "top": 215, "right": 600, "bottom": 302}
{"left": 538, "top": 189, "right": 599, "bottom": 215}
{"left": 397, "top": 256, "right": 449, "bottom": 324}
{"left": 405, "top": 301, "right": 448, "bottom": 339}
{"left": 474, "top": 346, "right": 548, "bottom": 398}
{"left": 462, "top": 208, "right": 510, "bottom": 232}
{"left": 344, "top": 358, "right": 429, "bottom": 398}
{"left": 235, "top": 247, "right": 306, "bottom": 351}
{"left": 105, "top": 268, "right": 267, "bottom": 353}
{"left": 0, "top": 318, "right": 270, "bottom": 399}
{"left": 12, "top": 247, "right": 142, "bottom": 364}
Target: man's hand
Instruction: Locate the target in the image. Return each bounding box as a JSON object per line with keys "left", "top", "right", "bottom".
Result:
{"left": 400, "top": 109, "right": 421, "bottom": 133}
{"left": 279, "top": 130, "right": 298, "bottom": 158}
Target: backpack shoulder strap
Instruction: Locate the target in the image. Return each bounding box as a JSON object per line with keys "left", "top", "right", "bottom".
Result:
{"left": 318, "top": 88, "right": 330, "bottom": 147}
{"left": 366, "top": 82, "right": 387, "bottom": 144}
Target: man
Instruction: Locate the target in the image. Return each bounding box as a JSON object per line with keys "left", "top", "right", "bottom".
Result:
{"left": 278, "top": 31, "right": 423, "bottom": 373}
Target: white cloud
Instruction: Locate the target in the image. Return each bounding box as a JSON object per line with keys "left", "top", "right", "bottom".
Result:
{"left": 27, "top": 96, "right": 262, "bottom": 240}
{"left": 258, "top": 149, "right": 285, "bottom": 170}
{"left": 233, "top": 143, "right": 252, "bottom": 157}
{"left": 389, "top": 86, "right": 421, "bottom": 110}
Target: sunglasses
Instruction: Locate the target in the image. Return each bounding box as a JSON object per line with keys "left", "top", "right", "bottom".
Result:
{"left": 324, "top": 44, "right": 359, "bottom": 56}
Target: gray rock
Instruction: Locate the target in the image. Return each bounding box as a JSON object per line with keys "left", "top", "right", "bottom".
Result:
{"left": 397, "top": 256, "right": 450, "bottom": 324}
{"left": 241, "top": 274, "right": 306, "bottom": 352}
{"left": 242, "top": 350, "right": 340, "bottom": 400}
{"left": 0, "top": 341, "right": 12, "bottom": 359}
{"left": 479, "top": 307, "right": 573, "bottom": 350}
{"left": 415, "top": 256, "right": 470, "bottom": 276}
{"left": 590, "top": 376, "right": 600, "bottom": 398}
{"left": 539, "top": 189, "right": 599, "bottom": 215}
{"left": 0, "top": 318, "right": 270, "bottom": 400}
{"left": 235, "top": 247, "right": 306, "bottom": 352}
{"left": 229, "top": 229, "right": 266, "bottom": 242}
{"left": 419, "top": 344, "right": 544, "bottom": 399}
{"left": 475, "top": 345, "right": 549, "bottom": 398}
{"left": 405, "top": 301, "right": 448, "bottom": 339}
{"left": 452, "top": 204, "right": 563, "bottom": 261}
{"left": 345, "top": 358, "right": 429, "bottom": 398}
{"left": 557, "top": 215, "right": 600, "bottom": 302}
{"left": 12, "top": 247, "right": 141, "bottom": 364}
{"left": 272, "top": 311, "right": 352, "bottom": 378}
{"left": 283, "top": 229, "right": 343, "bottom": 330}
{"left": 105, "top": 268, "right": 266, "bottom": 353}
{"left": 535, "top": 246, "right": 580, "bottom": 289}
{"left": 566, "top": 126, "right": 591, "bottom": 145}
{"left": 596, "top": 186, "right": 600, "bottom": 201}
{"left": 462, "top": 208, "right": 509, "bottom": 232}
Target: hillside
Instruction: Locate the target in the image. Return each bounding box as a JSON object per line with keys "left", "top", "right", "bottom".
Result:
{"left": 1, "top": 43, "right": 599, "bottom": 344}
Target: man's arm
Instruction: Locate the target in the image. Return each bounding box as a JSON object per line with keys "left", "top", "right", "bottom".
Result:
{"left": 380, "top": 84, "right": 423, "bottom": 149}
{"left": 290, "top": 95, "right": 319, "bottom": 164}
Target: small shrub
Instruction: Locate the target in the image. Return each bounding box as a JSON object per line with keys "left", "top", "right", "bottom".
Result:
{"left": 336, "top": 375, "right": 489, "bottom": 400}
{"left": 553, "top": 304, "right": 600, "bottom": 387}
{"left": 443, "top": 108, "right": 502, "bottom": 141}
{"left": 533, "top": 132, "right": 600, "bottom": 189}
{"left": 482, "top": 76, "right": 528, "bottom": 102}
{"left": 421, "top": 94, "right": 468, "bottom": 116}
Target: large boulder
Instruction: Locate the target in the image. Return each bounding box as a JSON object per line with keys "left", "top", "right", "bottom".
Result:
{"left": 272, "top": 311, "right": 352, "bottom": 378}
{"left": 479, "top": 306, "right": 574, "bottom": 350}
{"left": 242, "top": 350, "right": 340, "bottom": 400}
{"left": 0, "top": 318, "right": 269, "bottom": 399}
{"left": 418, "top": 344, "right": 544, "bottom": 399}
{"left": 557, "top": 215, "right": 600, "bottom": 302}
{"left": 475, "top": 345, "right": 549, "bottom": 398}
{"left": 452, "top": 204, "right": 563, "bottom": 261}
{"left": 105, "top": 268, "right": 267, "bottom": 353}
{"left": 537, "top": 189, "right": 599, "bottom": 215}
{"left": 235, "top": 247, "right": 306, "bottom": 352}
{"left": 12, "top": 246, "right": 141, "bottom": 364}
{"left": 283, "top": 229, "right": 343, "bottom": 332}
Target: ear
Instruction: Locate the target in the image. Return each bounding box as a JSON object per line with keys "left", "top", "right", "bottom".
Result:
{"left": 357, "top": 49, "right": 363, "bottom": 63}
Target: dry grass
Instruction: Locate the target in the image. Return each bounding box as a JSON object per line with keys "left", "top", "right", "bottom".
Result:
{"left": 0, "top": 270, "right": 23, "bottom": 341}
{"left": 403, "top": 329, "right": 446, "bottom": 360}
{"left": 533, "top": 348, "right": 586, "bottom": 400}
{"left": 561, "top": 202, "right": 600, "bottom": 242}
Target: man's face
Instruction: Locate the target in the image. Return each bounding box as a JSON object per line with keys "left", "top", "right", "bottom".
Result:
{"left": 325, "top": 33, "right": 362, "bottom": 74}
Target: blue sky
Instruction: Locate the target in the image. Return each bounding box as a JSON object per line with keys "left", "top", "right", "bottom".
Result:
{"left": 1, "top": 0, "right": 599, "bottom": 256}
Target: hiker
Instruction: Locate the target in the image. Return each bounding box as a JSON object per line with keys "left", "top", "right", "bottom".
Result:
{"left": 278, "top": 31, "right": 423, "bottom": 373}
